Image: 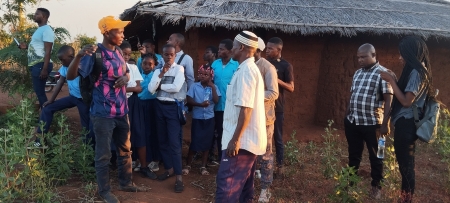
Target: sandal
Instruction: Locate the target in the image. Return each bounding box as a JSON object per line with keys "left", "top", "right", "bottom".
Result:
{"left": 157, "top": 170, "right": 175, "bottom": 181}
{"left": 200, "top": 167, "right": 209, "bottom": 176}
{"left": 182, "top": 165, "right": 191, "bottom": 175}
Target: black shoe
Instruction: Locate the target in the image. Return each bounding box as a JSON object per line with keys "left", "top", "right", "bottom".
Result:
{"left": 157, "top": 171, "right": 175, "bottom": 181}
{"left": 140, "top": 167, "right": 157, "bottom": 180}
{"left": 174, "top": 180, "right": 184, "bottom": 193}
{"left": 118, "top": 184, "right": 147, "bottom": 192}
{"left": 100, "top": 192, "right": 120, "bottom": 203}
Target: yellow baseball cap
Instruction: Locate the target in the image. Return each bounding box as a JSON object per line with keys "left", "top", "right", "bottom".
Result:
{"left": 98, "top": 16, "right": 130, "bottom": 34}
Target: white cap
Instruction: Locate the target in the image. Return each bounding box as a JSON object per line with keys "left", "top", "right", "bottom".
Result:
{"left": 257, "top": 37, "right": 265, "bottom": 51}
{"left": 235, "top": 31, "right": 259, "bottom": 48}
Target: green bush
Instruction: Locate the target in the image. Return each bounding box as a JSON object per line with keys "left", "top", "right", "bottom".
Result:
{"left": 329, "top": 166, "right": 365, "bottom": 203}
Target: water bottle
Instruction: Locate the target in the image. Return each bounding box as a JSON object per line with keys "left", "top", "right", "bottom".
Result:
{"left": 377, "top": 135, "right": 386, "bottom": 159}
{"left": 204, "top": 88, "right": 211, "bottom": 102}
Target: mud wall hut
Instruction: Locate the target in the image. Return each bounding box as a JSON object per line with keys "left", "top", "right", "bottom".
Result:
{"left": 120, "top": 0, "right": 450, "bottom": 135}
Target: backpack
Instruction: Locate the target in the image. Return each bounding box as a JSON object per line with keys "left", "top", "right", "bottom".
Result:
{"left": 413, "top": 89, "right": 440, "bottom": 143}
{"left": 79, "top": 46, "right": 124, "bottom": 106}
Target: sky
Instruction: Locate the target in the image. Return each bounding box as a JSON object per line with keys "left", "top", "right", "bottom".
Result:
{"left": 26, "top": 0, "right": 138, "bottom": 42}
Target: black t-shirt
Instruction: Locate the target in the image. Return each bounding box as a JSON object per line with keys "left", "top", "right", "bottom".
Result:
{"left": 268, "top": 58, "right": 294, "bottom": 112}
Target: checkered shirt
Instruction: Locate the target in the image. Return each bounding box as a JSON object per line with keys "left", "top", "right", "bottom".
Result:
{"left": 347, "top": 63, "right": 393, "bottom": 125}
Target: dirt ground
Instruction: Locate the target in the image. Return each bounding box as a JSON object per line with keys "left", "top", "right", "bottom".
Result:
{"left": 1, "top": 87, "right": 449, "bottom": 203}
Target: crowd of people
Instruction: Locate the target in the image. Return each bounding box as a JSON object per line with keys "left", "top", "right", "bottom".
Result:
{"left": 22, "top": 7, "right": 433, "bottom": 203}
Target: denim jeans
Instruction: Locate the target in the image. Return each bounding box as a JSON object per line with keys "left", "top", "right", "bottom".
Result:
{"left": 37, "top": 95, "right": 89, "bottom": 134}
{"left": 30, "top": 62, "right": 53, "bottom": 108}
{"left": 274, "top": 112, "right": 284, "bottom": 166}
{"left": 91, "top": 115, "right": 132, "bottom": 196}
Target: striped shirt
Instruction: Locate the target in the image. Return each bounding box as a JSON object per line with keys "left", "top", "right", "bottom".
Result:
{"left": 148, "top": 63, "right": 187, "bottom": 101}
{"left": 222, "top": 57, "right": 267, "bottom": 155}
{"left": 78, "top": 44, "right": 128, "bottom": 118}
{"left": 347, "top": 63, "right": 393, "bottom": 125}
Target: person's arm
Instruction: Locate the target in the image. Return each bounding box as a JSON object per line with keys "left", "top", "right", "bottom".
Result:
{"left": 148, "top": 69, "right": 162, "bottom": 94}
{"left": 42, "top": 76, "right": 66, "bottom": 107}
{"left": 278, "top": 63, "right": 294, "bottom": 92}
{"left": 40, "top": 42, "right": 53, "bottom": 80}
{"left": 127, "top": 81, "right": 142, "bottom": 93}
{"left": 186, "top": 96, "right": 208, "bottom": 107}
{"left": 161, "top": 65, "right": 185, "bottom": 93}
{"left": 264, "top": 64, "right": 279, "bottom": 101}
{"left": 184, "top": 57, "right": 195, "bottom": 89}
{"left": 211, "top": 85, "right": 220, "bottom": 104}
{"left": 226, "top": 107, "right": 253, "bottom": 157}
{"left": 67, "top": 45, "right": 97, "bottom": 80}
{"left": 380, "top": 71, "right": 416, "bottom": 108}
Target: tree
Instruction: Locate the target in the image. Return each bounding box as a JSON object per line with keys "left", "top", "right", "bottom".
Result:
{"left": 71, "top": 34, "right": 97, "bottom": 53}
{"left": 0, "top": 0, "right": 70, "bottom": 100}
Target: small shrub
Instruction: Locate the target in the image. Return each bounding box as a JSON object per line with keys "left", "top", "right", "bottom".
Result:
{"left": 437, "top": 109, "right": 450, "bottom": 188}
{"left": 284, "top": 130, "right": 300, "bottom": 166}
{"left": 321, "top": 120, "right": 341, "bottom": 179}
{"left": 329, "top": 166, "right": 365, "bottom": 203}
{"left": 382, "top": 137, "right": 401, "bottom": 196}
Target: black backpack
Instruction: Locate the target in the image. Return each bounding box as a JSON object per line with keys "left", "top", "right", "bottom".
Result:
{"left": 79, "top": 46, "right": 124, "bottom": 106}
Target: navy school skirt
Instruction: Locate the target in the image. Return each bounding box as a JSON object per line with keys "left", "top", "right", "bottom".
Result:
{"left": 190, "top": 118, "right": 215, "bottom": 151}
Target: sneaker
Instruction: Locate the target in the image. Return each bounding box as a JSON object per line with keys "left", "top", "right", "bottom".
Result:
{"left": 100, "top": 192, "right": 120, "bottom": 203}
{"left": 148, "top": 161, "right": 159, "bottom": 172}
{"left": 140, "top": 167, "right": 157, "bottom": 180}
{"left": 118, "top": 184, "right": 147, "bottom": 192}
{"left": 207, "top": 161, "right": 220, "bottom": 167}
{"left": 370, "top": 186, "right": 381, "bottom": 200}
{"left": 258, "top": 189, "right": 271, "bottom": 203}
{"left": 134, "top": 163, "right": 141, "bottom": 172}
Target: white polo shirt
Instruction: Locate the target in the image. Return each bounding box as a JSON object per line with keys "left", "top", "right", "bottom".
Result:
{"left": 222, "top": 57, "right": 267, "bottom": 155}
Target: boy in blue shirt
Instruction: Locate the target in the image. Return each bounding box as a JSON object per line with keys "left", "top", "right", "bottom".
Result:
{"left": 35, "top": 45, "right": 92, "bottom": 145}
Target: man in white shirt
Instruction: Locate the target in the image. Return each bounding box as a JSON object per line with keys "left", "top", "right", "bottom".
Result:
{"left": 148, "top": 44, "right": 187, "bottom": 193}
{"left": 215, "top": 31, "right": 267, "bottom": 203}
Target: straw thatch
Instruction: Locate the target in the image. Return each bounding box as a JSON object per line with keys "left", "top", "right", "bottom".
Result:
{"left": 120, "top": 0, "right": 450, "bottom": 38}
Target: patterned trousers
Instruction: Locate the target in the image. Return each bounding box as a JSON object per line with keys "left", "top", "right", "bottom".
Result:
{"left": 257, "top": 124, "right": 275, "bottom": 189}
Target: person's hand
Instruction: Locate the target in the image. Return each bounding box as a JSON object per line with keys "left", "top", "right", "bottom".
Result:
{"left": 135, "top": 85, "right": 142, "bottom": 93}
{"left": 207, "top": 80, "right": 215, "bottom": 88}
{"left": 200, "top": 101, "right": 209, "bottom": 107}
{"left": 113, "top": 75, "right": 128, "bottom": 88}
{"left": 138, "top": 44, "right": 146, "bottom": 55}
{"left": 42, "top": 100, "right": 54, "bottom": 107}
{"left": 77, "top": 44, "right": 97, "bottom": 57}
{"left": 19, "top": 42, "right": 27, "bottom": 50}
{"left": 380, "top": 124, "right": 390, "bottom": 136}
{"left": 159, "top": 63, "right": 171, "bottom": 78}
{"left": 39, "top": 69, "right": 49, "bottom": 80}
{"left": 380, "top": 71, "right": 395, "bottom": 83}
{"left": 226, "top": 139, "right": 240, "bottom": 157}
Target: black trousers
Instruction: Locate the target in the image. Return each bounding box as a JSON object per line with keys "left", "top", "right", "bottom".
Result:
{"left": 344, "top": 118, "right": 383, "bottom": 187}
{"left": 211, "top": 111, "right": 224, "bottom": 162}
{"left": 394, "top": 117, "right": 417, "bottom": 194}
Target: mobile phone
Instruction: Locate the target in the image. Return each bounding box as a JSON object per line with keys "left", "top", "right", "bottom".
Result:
{"left": 13, "top": 38, "right": 20, "bottom": 46}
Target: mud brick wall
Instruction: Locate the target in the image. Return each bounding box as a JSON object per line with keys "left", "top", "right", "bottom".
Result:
{"left": 315, "top": 35, "right": 450, "bottom": 128}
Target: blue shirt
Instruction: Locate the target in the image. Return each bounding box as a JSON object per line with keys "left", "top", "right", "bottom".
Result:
{"left": 78, "top": 43, "right": 128, "bottom": 118}
{"left": 58, "top": 65, "right": 81, "bottom": 98}
{"left": 211, "top": 59, "right": 239, "bottom": 111}
{"left": 187, "top": 82, "right": 221, "bottom": 119}
{"left": 138, "top": 71, "right": 157, "bottom": 100}
{"left": 137, "top": 54, "right": 162, "bottom": 74}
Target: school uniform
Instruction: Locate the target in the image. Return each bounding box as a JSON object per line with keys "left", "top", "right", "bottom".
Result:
{"left": 148, "top": 63, "right": 187, "bottom": 175}
{"left": 126, "top": 63, "right": 144, "bottom": 162}
{"left": 187, "top": 82, "right": 221, "bottom": 151}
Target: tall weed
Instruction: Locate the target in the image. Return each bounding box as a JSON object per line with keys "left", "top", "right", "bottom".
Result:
{"left": 321, "top": 120, "right": 341, "bottom": 179}
{"left": 329, "top": 166, "right": 365, "bottom": 203}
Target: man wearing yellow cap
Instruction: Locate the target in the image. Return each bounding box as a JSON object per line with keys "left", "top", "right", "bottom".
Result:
{"left": 67, "top": 16, "right": 145, "bottom": 203}
{"left": 215, "top": 31, "right": 267, "bottom": 203}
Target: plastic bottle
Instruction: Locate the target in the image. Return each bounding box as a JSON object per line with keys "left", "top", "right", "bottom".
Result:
{"left": 204, "top": 88, "right": 211, "bottom": 102}
{"left": 377, "top": 135, "right": 386, "bottom": 159}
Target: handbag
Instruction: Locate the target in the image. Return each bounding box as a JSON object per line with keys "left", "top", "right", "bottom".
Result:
{"left": 412, "top": 89, "right": 440, "bottom": 143}
{"left": 175, "top": 99, "right": 187, "bottom": 125}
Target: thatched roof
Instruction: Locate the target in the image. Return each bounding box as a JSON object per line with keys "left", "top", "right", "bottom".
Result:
{"left": 120, "top": 0, "right": 450, "bottom": 38}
